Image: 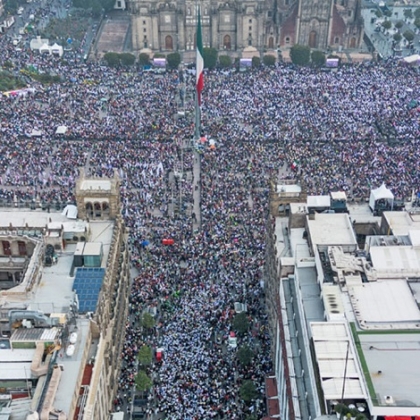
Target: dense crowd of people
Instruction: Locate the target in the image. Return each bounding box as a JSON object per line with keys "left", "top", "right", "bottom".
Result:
{"left": 1, "top": 23, "right": 420, "bottom": 418}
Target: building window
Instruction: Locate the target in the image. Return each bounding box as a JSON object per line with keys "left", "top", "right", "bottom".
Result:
{"left": 117, "top": 1, "right": 121, "bottom": 7}
{"left": 285, "top": 36, "right": 290, "bottom": 44}
{"left": 224, "top": 15, "right": 230, "bottom": 23}
{"left": 143, "top": 20, "right": 146, "bottom": 25}
{"left": 165, "top": 35, "right": 173, "bottom": 50}
{"left": 2, "top": 241, "right": 11, "bottom": 256}
{"left": 18, "top": 241, "right": 27, "bottom": 256}
{"left": 165, "top": 15, "right": 170, "bottom": 23}
{"left": 249, "top": 26, "right": 252, "bottom": 31}
{"left": 187, "top": 7, "right": 191, "bottom": 15}
{"left": 249, "top": 19, "right": 252, "bottom": 23}
{"left": 334, "top": 36, "right": 339, "bottom": 44}
{"left": 267, "top": 11, "right": 272, "bottom": 17}
{"left": 348, "top": 10, "right": 352, "bottom": 17}
{"left": 223, "top": 34, "right": 231, "bottom": 50}
{"left": 248, "top": 37, "right": 252, "bottom": 46}
{"left": 144, "top": 28, "right": 147, "bottom": 32}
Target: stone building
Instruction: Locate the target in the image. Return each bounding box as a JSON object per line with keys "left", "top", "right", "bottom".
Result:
{"left": 130, "top": 0, "right": 363, "bottom": 54}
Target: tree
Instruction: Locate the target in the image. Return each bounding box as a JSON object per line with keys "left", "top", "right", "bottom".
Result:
{"left": 154, "top": 53, "right": 165, "bottom": 58}
{"left": 218, "top": 55, "right": 232, "bottom": 68}
{"left": 311, "top": 50, "right": 326, "bottom": 67}
{"left": 203, "top": 47, "right": 218, "bottom": 69}
{"left": 237, "top": 345, "right": 254, "bottom": 366}
{"left": 262, "top": 55, "right": 276, "bottom": 66}
{"left": 141, "top": 312, "right": 156, "bottom": 329}
{"left": 395, "top": 20, "right": 404, "bottom": 29}
{"left": 232, "top": 312, "right": 250, "bottom": 336}
{"left": 415, "top": 18, "right": 420, "bottom": 29}
{"left": 404, "top": 8, "right": 413, "bottom": 20}
{"left": 290, "top": 44, "right": 310, "bottom": 66}
{"left": 167, "top": 52, "right": 181, "bottom": 69}
{"left": 119, "top": 53, "right": 136, "bottom": 66}
{"left": 103, "top": 52, "right": 120, "bottom": 67}
{"left": 135, "top": 370, "right": 153, "bottom": 392}
{"left": 384, "top": 9, "right": 392, "bottom": 18}
{"left": 137, "top": 345, "right": 153, "bottom": 366}
{"left": 375, "top": 10, "right": 383, "bottom": 18}
{"left": 393, "top": 32, "right": 402, "bottom": 42}
{"left": 403, "top": 30, "right": 415, "bottom": 42}
{"left": 252, "top": 56, "right": 260, "bottom": 68}
{"left": 415, "top": 7, "right": 420, "bottom": 19}
{"left": 139, "top": 53, "right": 151, "bottom": 66}
{"left": 239, "top": 380, "right": 257, "bottom": 403}
{"left": 381, "top": 20, "right": 392, "bottom": 30}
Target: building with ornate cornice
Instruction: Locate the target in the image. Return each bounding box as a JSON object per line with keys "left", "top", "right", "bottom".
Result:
{"left": 129, "top": 0, "right": 363, "bottom": 54}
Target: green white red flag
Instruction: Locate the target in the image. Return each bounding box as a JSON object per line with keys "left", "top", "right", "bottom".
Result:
{"left": 196, "top": 9, "right": 204, "bottom": 105}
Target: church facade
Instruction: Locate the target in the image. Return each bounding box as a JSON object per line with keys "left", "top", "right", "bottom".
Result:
{"left": 129, "top": 0, "right": 363, "bottom": 54}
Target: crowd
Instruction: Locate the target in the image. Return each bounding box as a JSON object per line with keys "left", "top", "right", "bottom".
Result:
{"left": 1, "top": 25, "right": 420, "bottom": 418}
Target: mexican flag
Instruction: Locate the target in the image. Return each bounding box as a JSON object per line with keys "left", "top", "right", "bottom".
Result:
{"left": 291, "top": 160, "right": 299, "bottom": 170}
{"left": 196, "top": 9, "right": 204, "bottom": 105}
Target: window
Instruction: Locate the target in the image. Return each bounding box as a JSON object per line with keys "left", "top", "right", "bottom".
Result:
{"left": 223, "top": 34, "right": 231, "bottom": 50}
{"left": 2, "top": 241, "right": 11, "bottom": 256}
{"left": 249, "top": 26, "right": 252, "bottom": 30}
{"left": 187, "top": 8, "right": 191, "bottom": 15}
{"left": 117, "top": 1, "right": 121, "bottom": 7}
{"left": 143, "top": 20, "right": 146, "bottom": 25}
{"left": 248, "top": 37, "right": 252, "bottom": 46}
{"left": 18, "top": 241, "right": 26, "bottom": 256}
{"left": 144, "top": 28, "right": 147, "bottom": 32}
{"left": 249, "top": 19, "right": 252, "bottom": 23}
{"left": 224, "top": 15, "right": 230, "bottom": 23}
{"left": 165, "top": 15, "right": 170, "bottom": 23}
{"left": 348, "top": 10, "right": 352, "bottom": 17}
{"left": 334, "top": 36, "right": 339, "bottom": 44}
{"left": 285, "top": 36, "right": 290, "bottom": 44}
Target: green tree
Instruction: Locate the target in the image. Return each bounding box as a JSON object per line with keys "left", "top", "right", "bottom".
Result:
{"left": 246, "top": 416, "right": 258, "bottom": 420}
{"left": 404, "top": 8, "right": 413, "bottom": 20}
{"left": 403, "top": 29, "right": 415, "bottom": 42}
{"left": 99, "top": 0, "right": 115, "bottom": 12}
{"left": 393, "top": 32, "right": 402, "bottom": 42}
{"left": 239, "top": 380, "right": 257, "bottom": 403}
{"left": 232, "top": 312, "right": 250, "bottom": 336}
{"left": 384, "top": 9, "right": 392, "bottom": 18}
{"left": 415, "top": 7, "right": 420, "bottom": 19}
{"left": 262, "top": 54, "right": 276, "bottom": 66}
{"left": 237, "top": 345, "right": 254, "bottom": 366}
{"left": 119, "top": 53, "right": 136, "bottom": 66}
{"left": 167, "top": 52, "right": 181, "bottom": 69}
{"left": 251, "top": 56, "right": 261, "bottom": 68}
{"left": 203, "top": 47, "right": 218, "bottom": 69}
{"left": 139, "top": 53, "right": 151, "bottom": 66}
{"left": 415, "top": 18, "right": 420, "bottom": 29}
{"left": 137, "top": 345, "right": 153, "bottom": 366}
{"left": 311, "top": 50, "right": 326, "bottom": 67}
{"left": 3, "top": 61, "right": 13, "bottom": 69}
{"left": 103, "top": 52, "right": 120, "bottom": 67}
{"left": 154, "top": 53, "right": 165, "bottom": 58}
{"left": 135, "top": 370, "right": 153, "bottom": 392}
{"left": 381, "top": 20, "right": 392, "bottom": 30}
{"left": 375, "top": 9, "right": 383, "bottom": 18}
{"left": 290, "top": 44, "right": 310, "bottom": 66}
{"left": 218, "top": 55, "right": 232, "bottom": 68}
{"left": 394, "top": 20, "right": 404, "bottom": 29}
{"left": 141, "top": 312, "right": 156, "bottom": 329}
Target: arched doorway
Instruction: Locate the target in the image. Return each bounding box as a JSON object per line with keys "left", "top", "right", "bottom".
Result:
{"left": 85, "top": 202, "right": 93, "bottom": 218}
{"left": 223, "top": 34, "right": 231, "bottom": 50}
{"left": 165, "top": 35, "right": 173, "bottom": 50}
{"left": 94, "top": 202, "right": 101, "bottom": 218}
{"left": 102, "top": 202, "right": 110, "bottom": 217}
{"left": 268, "top": 37, "right": 274, "bottom": 49}
{"left": 350, "top": 37, "right": 356, "bottom": 48}
{"left": 309, "top": 31, "right": 317, "bottom": 48}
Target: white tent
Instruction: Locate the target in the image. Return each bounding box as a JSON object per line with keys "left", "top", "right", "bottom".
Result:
{"left": 62, "top": 204, "right": 78, "bottom": 219}
{"left": 39, "top": 43, "right": 50, "bottom": 54}
{"left": 51, "top": 43, "right": 63, "bottom": 57}
{"left": 369, "top": 183, "right": 394, "bottom": 211}
{"left": 55, "top": 125, "right": 67, "bottom": 135}
{"left": 403, "top": 54, "right": 420, "bottom": 65}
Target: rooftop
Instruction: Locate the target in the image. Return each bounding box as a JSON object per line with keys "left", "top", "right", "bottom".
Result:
{"left": 80, "top": 179, "right": 111, "bottom": 191}
{"left": 383, "top": 211, "right": 420, "bottom": 236}
{"left": 307, "top": 213, "right": 358, "bottom": 248}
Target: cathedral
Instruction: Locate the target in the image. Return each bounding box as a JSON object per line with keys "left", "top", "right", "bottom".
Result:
{"left": 129, "top": 0, "right": 364, "bottom": 54}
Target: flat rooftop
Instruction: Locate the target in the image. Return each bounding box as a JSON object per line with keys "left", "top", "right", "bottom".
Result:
{"left": 370, "top": 245, "right": 420, "bottom": 276}
{"left": 80, "top": 179, "right": 111, "bottom": 191}
{"left": 359, "top": 332, "right": 420, "bottom": 407}
{"left": 383, "top": 210, "right": 420, "bottom": 236}
{"left": 307, "top": 213, "right": 357, "bottom": 247}
{"left": 348, "top": 280, "right": 420, "bottom": 330}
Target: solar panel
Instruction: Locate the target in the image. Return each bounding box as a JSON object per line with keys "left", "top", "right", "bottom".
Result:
{"left": 73, "top": 268, "right": 106, "bottom": 313}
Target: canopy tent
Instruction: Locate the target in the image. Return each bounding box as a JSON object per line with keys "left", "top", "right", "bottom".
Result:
{"left": 369, "top": 183, "right": 394, "bottom": 211}
{"left": 51, "top": 43, "right": 63, "bottom": 57}
{"left": 402, "top": 54, "right": 420, "bottom": 65}
{"left": 55, "top": 125, "right": 67, "bottom": 134}
{"left": 61, "top": 204, "right": 77, "bottom": 219}
{"left": 39, "top": 43, "right": 50, "bottom": 54}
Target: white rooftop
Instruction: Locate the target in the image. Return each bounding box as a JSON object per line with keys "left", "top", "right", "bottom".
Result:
{"left": 307, "top": 213, "right": 357, "bottom": 248}
{"left": 80, "top": 179, "right": 111, "bottom": 191}
{"left": 276, "top": 184, "right": 301, "bottom": 194}
{"left": 360, "top": 333, "right": 420, "bottom": 409}
{"left": 311, "top": 322, "right": 367, "bottom": 401}
{"left": 330, "top": 191, "right": 347, "bottom": 201}
{"left": 348, "top": 280, "right": 420, "bottom": 330}
{"left": 369, "top": 246, "right": 420, "bottom": 278}
{"left": 307, "top": 195, "right": 331, "bottom": 208}
{"left": 383, "top": 211, "right": 420, "bottom": 236}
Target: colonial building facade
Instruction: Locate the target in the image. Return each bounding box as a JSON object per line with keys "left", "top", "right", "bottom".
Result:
{"left": 129, "top": 0, "right": 363, "bottom": 54}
